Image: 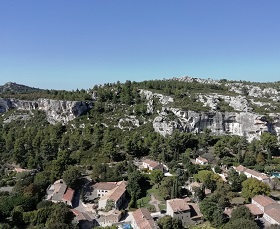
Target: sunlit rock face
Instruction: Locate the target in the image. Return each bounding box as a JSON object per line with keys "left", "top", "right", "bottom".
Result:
{"left": 0, "top": 98, "right": 90, "bottom": 124}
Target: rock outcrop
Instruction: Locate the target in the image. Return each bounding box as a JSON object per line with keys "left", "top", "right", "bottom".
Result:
{"left": 140, "top": 88, "right": 280, "bottom": 142}
{"left": 0, "top": 98, "right": 90, "bottom": 124}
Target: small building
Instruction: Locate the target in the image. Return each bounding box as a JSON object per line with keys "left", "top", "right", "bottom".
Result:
{"left": 131, "top": 208, "right": 157, "bottom": 229}
{"left": 142, "top": 159, "right": 164, "bottom": 172}
{"left": 195, "top": 156, "right": 208, "bottom": 165}
{"left": 166, "top": 198, "right": 203, "bottom": 226}
{"left": 46, "top": 179, "right": 75, "bottom": 207}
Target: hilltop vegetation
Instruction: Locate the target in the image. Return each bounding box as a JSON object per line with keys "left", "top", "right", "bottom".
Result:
{"left": 1, "top": 77, "right": 280, "bottom": 228}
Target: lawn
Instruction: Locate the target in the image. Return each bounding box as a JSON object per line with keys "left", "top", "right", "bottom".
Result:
{"left": 136, "top": 185, "right": 166, "bottom": 211}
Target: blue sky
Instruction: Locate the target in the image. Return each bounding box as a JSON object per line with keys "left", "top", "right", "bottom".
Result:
{"left": 0, "top": 1, "right": 280, "bottom": 90}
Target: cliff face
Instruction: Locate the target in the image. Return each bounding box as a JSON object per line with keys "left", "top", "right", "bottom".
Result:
{"left": 153, "top": 109, "right": 276, "bottom": 142}
{"left": 139, "top": 89, "right": 280, "bottom": 142}
{"left": 0, "top": 98, "right": 90, "bottom": 124}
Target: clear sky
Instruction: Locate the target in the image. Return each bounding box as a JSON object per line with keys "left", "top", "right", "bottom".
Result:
{"left": 0, "top": 1, "right": 280, "bottom": 90}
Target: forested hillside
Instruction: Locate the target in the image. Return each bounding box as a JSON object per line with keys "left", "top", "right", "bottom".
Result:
{"left": 1, "top": 77, "right": 280, "bottom": 228}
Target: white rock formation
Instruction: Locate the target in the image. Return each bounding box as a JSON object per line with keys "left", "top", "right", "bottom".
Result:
{"left": 0, "top": 98, "right": 90, "bottom": 124}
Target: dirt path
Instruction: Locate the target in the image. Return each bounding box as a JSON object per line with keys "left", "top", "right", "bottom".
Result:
{"left": 149, "top": 194, "right": 161, "bottom": 212}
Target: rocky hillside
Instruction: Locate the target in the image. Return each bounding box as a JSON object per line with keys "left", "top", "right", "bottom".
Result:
{"left": 0, "top": 82, "right": 42, "bottom": 94}
{"left": 1, "top": 77, "right": 280, "bottom": 142}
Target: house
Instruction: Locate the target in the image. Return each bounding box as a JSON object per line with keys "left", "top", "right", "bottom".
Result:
{"left": 97, "top": 180, "right": 127, "bottom": 210}
{"left": 166, "top": 198, "right": 203, "bottom": 226}
{"left": 142, "top": 159, "right": 164, "bottom": 172}
{"left": 233, "top": 165, "right": 270, "bottom": 183}
{"left": 93, "top": 182, "right": 120, "bottom": 198}
{"left": 246, "top": 195, "right": 280, "bottom": 225}
{"left": 195, "top": 156, "right": 208, "bottom": 165}
{"left": 251, "top": 195, "right": 276, "bottom": 212}
{"left": 46, "top": 179, "right": 75, "bottom": 207}
{"left": 131, "top": 208, "right": 157, "bottom": 229}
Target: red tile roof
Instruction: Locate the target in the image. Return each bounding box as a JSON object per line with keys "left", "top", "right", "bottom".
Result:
{"left": 132, "top": 208, "right": 156, "bottom": 229}
{"left": 93, "top": 182, "right": 119, "bottom": 191}
{"left": 246, "top": 204, "right": 263, "bottom": 216}
{"left": 143, "top": 159, "right": 160, "bottom": 169}
{"left": 235, "top": 165, "right": 247, "bottom": 173}
{"left": 245, "top": 168, "right": 269, "bottom": 180}
{"left": 196, "top": 156, "right": 208, "bottom": 163}
{"left": 105, "top": 181, "right": 127, "bottom": 202}
{"left": 252, "top": 195, "right": 276, "bottom": 208}
{"left": 265, "top": 208, "right": 280, "bottom": 224}
{"left": 62, "top": 187, "right": 74, "bottom": 202}
{"left": 167, "top": 198, "right": 190, "bottom": 212}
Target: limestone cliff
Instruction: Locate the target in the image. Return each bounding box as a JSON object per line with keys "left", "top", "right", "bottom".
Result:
{"left": 0, "top": 98, "right": 90, "bottom": 124}
{"left": 140, "top": 88, "right": 280, "bottom": 142}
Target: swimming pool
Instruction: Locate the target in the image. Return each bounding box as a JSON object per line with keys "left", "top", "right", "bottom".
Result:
{"left": 271, "top": 172, "right": 280, "bottom": 178}
{"left": 118, "top": 223, "right": 132, "bottom": 229}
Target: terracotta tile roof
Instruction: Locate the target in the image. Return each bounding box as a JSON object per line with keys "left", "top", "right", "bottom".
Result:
{"left": 235, "top": 165, "right": 247, "bottom": 173}
{"left": 234, "top": 165, "right": 269, "bottom": 180}
{"left": 246, "top": 204, "right": 263, "bottom": 216}
{"left": 245, "top": 168, "right": 269, "bottom": 180}
{"left": 265, "top": 208, "right": 280, "bottom": 224}
{"left": 252, "top": 195, "right": 276, "bottom": 208}
{"left": 196, "top": 156, "right": 208, "bottom": 163}
{"left": 132, "top": 208, "right": 156, "bottom": 229}
{"left": 63, "top": 187, "right": 74, "bottom": 202}
{"left": 99, "top": 181, "right": 127, "bottom": 202}
{"left": 167, "top": 198, "right": 190, "bottom": 212}
{"left": 93, "top": 182, "right": 118, "bottom": 191}
{"left": 106, "top": 181, "right": 126, "bottom": 202}
{"left": 143, "top": 159, "right": 160, "bottom": 169}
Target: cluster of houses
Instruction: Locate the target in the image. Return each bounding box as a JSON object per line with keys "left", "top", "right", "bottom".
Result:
{"left": 44, "top": 158, "right": 204, "bottom": 229}
{"left": 44, "top": 157, "right": 280, "bottom": 228}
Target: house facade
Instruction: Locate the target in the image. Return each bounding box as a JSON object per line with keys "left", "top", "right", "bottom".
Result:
{"left": 166, "top": 198, "right": 202, "bottom": 226}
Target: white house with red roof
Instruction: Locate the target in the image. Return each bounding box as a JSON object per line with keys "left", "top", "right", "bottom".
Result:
{"left": 233, "top": 165, "right": 270, "bottom": 183}
{"left": 142, "top": 159, "right": 164, "bottom": 172}
{"left": 195, "top": 156, "right": 208, "bottom": 165}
